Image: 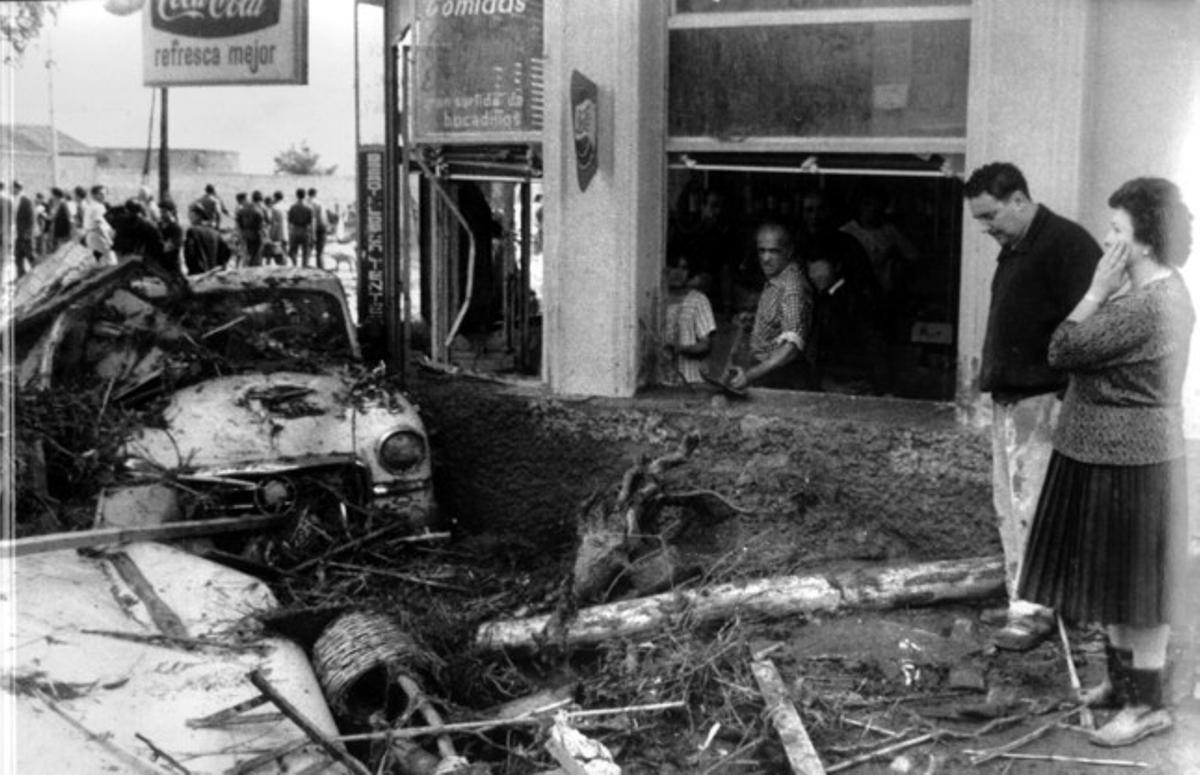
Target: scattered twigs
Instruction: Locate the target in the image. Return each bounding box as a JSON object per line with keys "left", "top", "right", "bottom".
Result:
{"left": 965, "top": 705, "right": 1081, "bottom": 765}
{"left": 396, "top": 674, "right": 457, "bottom": 761}
{"left": 227, "top": 738, "right": 312, "bottom": 775}
{"left": 825, "top": 712, "right": 1027, "bottom": 773}
{"left": 840, "top": 716, "right": 903, "bottom": 739}
{"left": 186, "top": 694, "right": 270, "bottom": 728}
{"left": 31, "top": 689, "right": 168, "bottom": 774}
{"left": 976, "top": 752, "right": 1149, "bottom": 768}
{"left": 246, "top": 669, "right": 372, "bottom": 775}
{"left": 1057, "top": 615, "right": 1094, "bottom": 729}
{"left": 81, "top": 628, "right": 265, "bottom": 654}
{"left": 825, "top": 731, "right": 937, "bottom": 773}
{"left": 201, "top": 314, "right": 247, "bottom": 339}
{"left": 285, "top": 525, "right": 450, "bottom": 575}
{"left": 336, "top": 700, "right": 687, "bottom": 743}
{"left": 326, "top": 561, "right": 473, "bottom": 593}
{"left": 134, "top": 733, "right": 193, "bottom": 775}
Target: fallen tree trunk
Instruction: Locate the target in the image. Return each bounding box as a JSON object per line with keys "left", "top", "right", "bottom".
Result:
{"left": 475, "top": 555, "right": 1004, "bottom": 652}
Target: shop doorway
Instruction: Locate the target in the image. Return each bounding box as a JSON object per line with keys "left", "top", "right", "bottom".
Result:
{"left": 666, "top": 152, "right": 962, "bottom": 400}
{"left": 413, "top": 155, "right": 543, "bottom": 379}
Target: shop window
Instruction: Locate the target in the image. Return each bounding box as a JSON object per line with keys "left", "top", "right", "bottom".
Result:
{"left": 676, "top": 0, "right": 967, "bottom": 11}
{"left": 669, "top": 19, "right": 969, "bottom": 140}
{"left": 664, "top": 155, "right": 961, "bottom": 400}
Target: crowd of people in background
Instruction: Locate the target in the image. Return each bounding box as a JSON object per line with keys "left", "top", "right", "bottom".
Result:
{"left": 0, "top": 180, "right": 352, "bottom": 284}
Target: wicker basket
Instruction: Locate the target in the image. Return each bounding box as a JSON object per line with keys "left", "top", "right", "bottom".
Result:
{"left": 311, "top": 609, "right": 429, "bottom": 723}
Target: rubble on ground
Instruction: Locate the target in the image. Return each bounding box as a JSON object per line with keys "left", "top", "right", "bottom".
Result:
{"left": 8, "top": 268, "right": 1200, "bottom": 773}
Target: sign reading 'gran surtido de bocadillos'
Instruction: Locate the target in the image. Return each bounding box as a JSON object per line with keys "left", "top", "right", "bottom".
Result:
{"left": 143, "top": 0, "right": 308, "bottom": 86}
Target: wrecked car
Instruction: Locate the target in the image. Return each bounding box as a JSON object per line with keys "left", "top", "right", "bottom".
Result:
{"left": 14, "top": 251, "right": 438, "bottom": 534}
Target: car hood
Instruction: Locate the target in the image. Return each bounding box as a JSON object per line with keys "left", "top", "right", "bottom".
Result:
{"left": 126, "top": 371, "right": 405, "bottom": 470}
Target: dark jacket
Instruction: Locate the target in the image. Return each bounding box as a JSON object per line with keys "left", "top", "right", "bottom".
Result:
{"left": 980, "top": 204, "right": 1101, "bottom": 401}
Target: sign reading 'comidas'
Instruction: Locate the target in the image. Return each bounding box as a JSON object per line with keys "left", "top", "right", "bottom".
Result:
{"left": 143, "top": 0, "right": 308, "bottom": 86}
{"left": 412, "top": 0, "right": 543, "bottom": 142}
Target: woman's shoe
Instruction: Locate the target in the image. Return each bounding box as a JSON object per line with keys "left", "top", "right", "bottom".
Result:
{"left": 1088, "top": 706, "right": 1173, "bottom": 747}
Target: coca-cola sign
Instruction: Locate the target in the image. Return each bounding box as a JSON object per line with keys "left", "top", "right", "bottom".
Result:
{"left": 151, "top": 0, "right": 281, "bottom": 38}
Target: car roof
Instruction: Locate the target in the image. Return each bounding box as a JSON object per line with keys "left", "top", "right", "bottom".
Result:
{"left": 189, "top": 267, "right": 349, "bottom": 299}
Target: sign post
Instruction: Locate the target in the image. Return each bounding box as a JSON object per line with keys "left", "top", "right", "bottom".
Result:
{"left": 357, "top": 146, "right": 387, "bottom": 344}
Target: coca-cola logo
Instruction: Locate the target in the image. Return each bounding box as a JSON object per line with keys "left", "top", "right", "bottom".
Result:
{"left": 151, "top": 0, "right": 281, "bottom": 38}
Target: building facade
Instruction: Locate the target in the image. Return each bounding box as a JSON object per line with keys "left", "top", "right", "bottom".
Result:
{"left": 389, "top": 0, "right": 1200, "bottom": 426}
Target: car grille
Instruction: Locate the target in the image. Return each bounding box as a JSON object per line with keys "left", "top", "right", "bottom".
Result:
{"left": 179, "top": 463, "right": 370, "bottom": 521}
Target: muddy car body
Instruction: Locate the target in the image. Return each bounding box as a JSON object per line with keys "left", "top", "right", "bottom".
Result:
{"left": 16, "top": 257, "right": 437, "bottom": 531}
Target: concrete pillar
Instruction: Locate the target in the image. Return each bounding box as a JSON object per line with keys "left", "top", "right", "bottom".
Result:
{"left": 542, "top": 1, "right": 667, "bottom": 396}
{"left": 957, "top": 0, "right": 1092, "bottom": 423}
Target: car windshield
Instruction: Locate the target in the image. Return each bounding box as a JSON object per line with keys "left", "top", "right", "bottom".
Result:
{"left": 179, "top": 288, "right": 355, "bottom": 366}
{"left": 38, "top": 281, "right": 357, "bottom": 405}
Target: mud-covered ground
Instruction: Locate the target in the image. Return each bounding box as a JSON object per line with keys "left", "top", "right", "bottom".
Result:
{"left": 392, "top": 373, "right": 1199, "bottom": 774}
{"left": 415, "top": 375, "right": 995, "bottom": 572}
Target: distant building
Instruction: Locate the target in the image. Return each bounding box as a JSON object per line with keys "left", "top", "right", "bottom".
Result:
{"left": 0, "top": 125, "right": 98, "bottom": 192}
{"left": 96, "top": 148, "right": 241, "bottom": 174}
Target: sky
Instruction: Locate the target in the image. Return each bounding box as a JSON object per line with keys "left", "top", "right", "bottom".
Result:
{"left": 6, "top": 0, "right": 385, "bottom": 175}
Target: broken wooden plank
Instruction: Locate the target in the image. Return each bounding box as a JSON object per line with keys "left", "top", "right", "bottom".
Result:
{"left": 751, "top": 659, "right": 824, "bottom": 775}
{"left": 105, "top": 551, "right": 190, "bottom": 640}
{"left": 476, "top": 556, "right": 1005, "bottom": 651}
{"left": 247, "top": 669, "right": 371, "bottom": 775}
{"left": 336, "top": 701, "right": 687, "bottom": 743}
{"left": 3, "top": 513, "right": 291, "bottom": 557}
{"left": 1057, "top": 615, "right": 1095, "bottom": 730}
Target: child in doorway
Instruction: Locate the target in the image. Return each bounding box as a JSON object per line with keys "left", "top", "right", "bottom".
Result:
{"left": 663, "top": 257, "right": 717, "bottom": 385}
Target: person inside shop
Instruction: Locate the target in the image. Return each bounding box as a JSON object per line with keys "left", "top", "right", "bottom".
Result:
{"left": 840, "top": 183, "right": 920, "bottom": 316}
{"left": 724, "top": 221, "right": 815, "bottom": 391}
{"left": 670, "top": 186, "right": 741, "bottom": 315}
{"left": 662, "top": 255, "right": 717, "bottom": 385}
{"left": 807, "top": 254, "right": 889, "bottom": 394}
{"left": 796, "top": 188, "right": 880, "bottom": 305}
{"left": 1017, "top": 177, "right": 1193, "bottom": 748}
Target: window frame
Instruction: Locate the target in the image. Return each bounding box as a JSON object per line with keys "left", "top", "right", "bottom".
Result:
{"left": 667, "top": 3, "right": 972, "bottom": 156}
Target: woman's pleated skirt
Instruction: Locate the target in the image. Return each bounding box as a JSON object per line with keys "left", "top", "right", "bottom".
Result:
{"left": 1017, "top": 452, "right": 1188, "bottom": 628}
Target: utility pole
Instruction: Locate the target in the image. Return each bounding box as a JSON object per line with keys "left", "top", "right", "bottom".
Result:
{"left": 158, "top": 87, "right": 169, "bottom": 204}
{"left": 46, "top": 23, "right": 58, "bottom": 187}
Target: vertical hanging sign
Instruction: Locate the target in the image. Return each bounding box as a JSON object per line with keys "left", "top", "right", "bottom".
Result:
{"left": 357, "top": 147, "right": 386, "bottom": 333}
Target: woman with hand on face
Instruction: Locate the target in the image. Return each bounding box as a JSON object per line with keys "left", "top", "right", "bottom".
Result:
{"left": 1017, "top": 178, "right": 1194, "bottom": 747}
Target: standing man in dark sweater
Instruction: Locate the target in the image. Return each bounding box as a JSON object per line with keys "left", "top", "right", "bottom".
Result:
{"left": 964, "top": 162, "right": 1101, "bottom": 651}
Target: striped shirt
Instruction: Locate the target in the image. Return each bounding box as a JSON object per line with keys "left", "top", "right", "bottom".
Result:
{"left": 750, "top": 261, "right": 813, "bottom": 362}
{"left": 664, "top": 289, "right": 717, "bottom": 384}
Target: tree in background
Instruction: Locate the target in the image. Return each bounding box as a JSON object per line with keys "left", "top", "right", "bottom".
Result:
{"left": 1, "top": 1, "right": 59, "bottom": 63}
{"left": 273, "top": 141, "right": 338, "bottom": 176}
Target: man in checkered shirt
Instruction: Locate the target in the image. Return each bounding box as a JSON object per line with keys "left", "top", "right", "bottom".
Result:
{"left": 728, "top": 222, "right": 816, "bottom": 391}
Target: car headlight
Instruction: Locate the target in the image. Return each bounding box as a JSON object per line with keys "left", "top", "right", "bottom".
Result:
{"left": 377, "top": 430, "right": 426, "bottom": 473}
